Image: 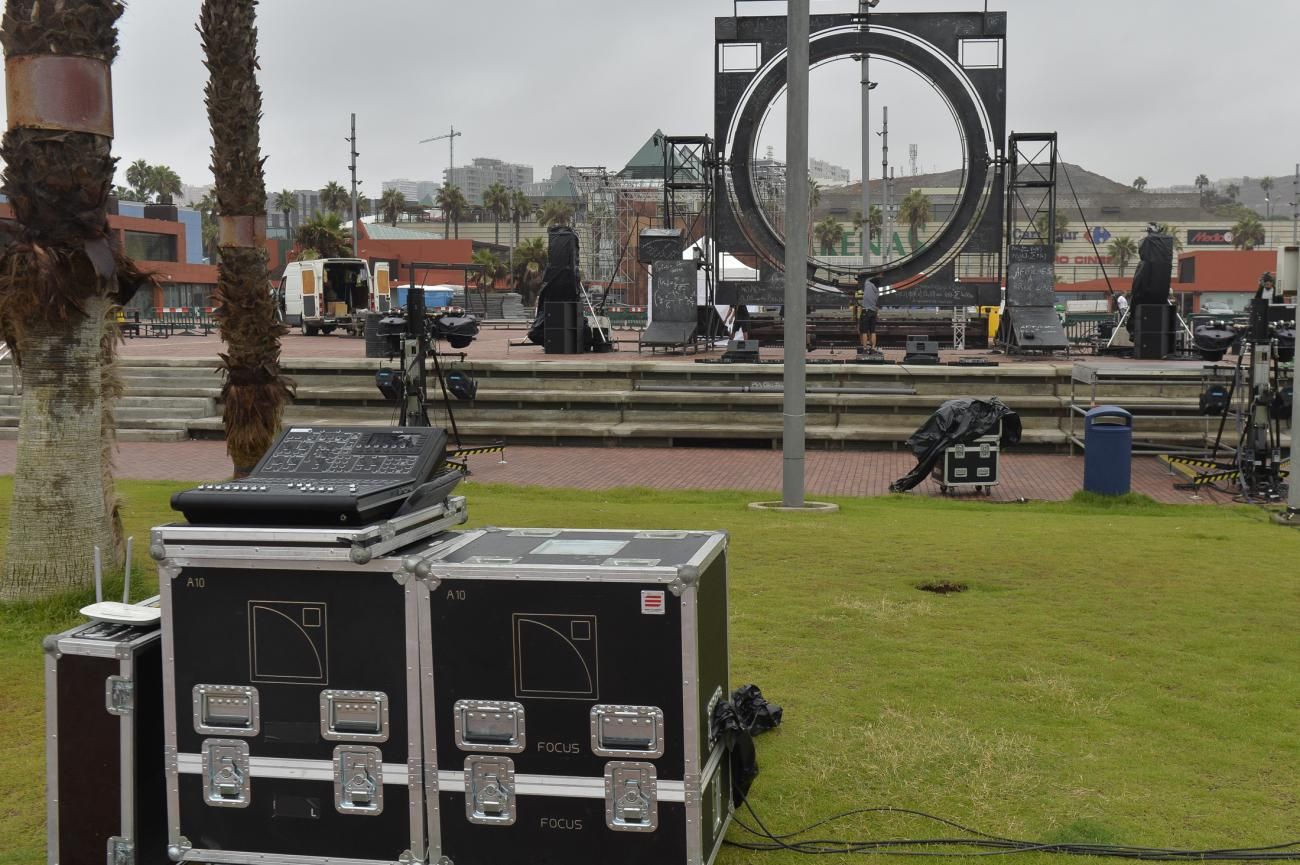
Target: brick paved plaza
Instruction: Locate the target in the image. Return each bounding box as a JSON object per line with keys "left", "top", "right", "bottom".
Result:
{"left": 0, "top": 439, "right": 1226, "bottom": 505}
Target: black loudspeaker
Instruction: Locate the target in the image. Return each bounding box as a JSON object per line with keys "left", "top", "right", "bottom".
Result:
{"left": 543, "top": 302, "right": 581, "bottom": 354}
{"left": 638, "top": 227, "right": 685, "bottom": 264}
{"left": 1132, "top": 304, "right": 1171, "bottom": 359}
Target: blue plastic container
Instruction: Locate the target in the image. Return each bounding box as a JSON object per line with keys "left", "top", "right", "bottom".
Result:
{"left": 394, "top": 287, "right": 456, "bottom": 309}
{"left": 1083, "top": 405, "right": 1133, "bottom": 495}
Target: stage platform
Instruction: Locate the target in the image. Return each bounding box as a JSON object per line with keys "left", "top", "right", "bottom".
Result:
{"left": 2, "top": 327, "right": 1273, "bottom": 452}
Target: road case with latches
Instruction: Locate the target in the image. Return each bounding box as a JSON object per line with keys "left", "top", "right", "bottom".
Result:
{"left": 152, "top": 496, "right": 466, "bottom": 865}
{"left": 406, "top": 526, "right": 732, "bottom": 865}
{"left": 45, "top": 600, "right": 168, "bottom": 865}
{"left": 932, "top": 435, "right": 1000, "bottom": 494}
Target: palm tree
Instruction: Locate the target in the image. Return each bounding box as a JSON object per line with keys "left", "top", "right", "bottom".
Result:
{"left": 537, "top": 199, "right": 574, "bottom": 229}
{"left": 201, "top": 0, "right": 294, "bottom": 478}
{"left": 273, "top": 189, "right": 297, "bottom": 243}
{"left": 482, "top": 182, "right": 510, "bottom": 246}
{"left": 320, "top": 180, "right": 349, "bottom": 215}
{"left": 1034, "top": 210, "right": 1070, "bottom": 245}
{"left": 380, "top": 188, "right": 405, "bottom": 226}
{"left": 1132, "top": 176, "right": 1147, "bottom": 192}
{"left": 1107, "top": 236, "right": 1138, "bottom": 277}
{"left": 898, "top": 190, "right": 933, "bottom": 251}
{"left": 1231, "top": 214, "right": 1266, "bottom": 250}
{"left": 197, "top": 192, "right": 220, "bottom": 262}
{"left": 125, "top": 158, "right": 151, "bottom": 198}
{"left": 813, "top": 216, "right": 844, "bottom": 255}
{"left": 1194, "top": 174, "right": 1210, "bottom": 204}
{"left": 1156, "top": 223, "right": 1184, "bottom": 252}
{"left": 1225, "top": 183, "right": 1240, "bottom": 202}
{"left": 148, "top": 164, "right": 183, "bottom": 204}
{"left": 1260, "top": 177, "right": 1274, "bottom": 218}
{"left": 511, "top": 237, "right": 548, "bottom": 306}
{"left": 295, "top": 212, "right": 351, "bottom": 259}
{"left": 471, "top": 248, "right": 507, "bottom": 288}
{"left": 0, "top": 0, "right": 153, "bottom": 597}
{"left": 509, "top": 189, "right": 532, "bottom": 249}
{"left": 436, "top": 184, "right": 469, "bottom": 238}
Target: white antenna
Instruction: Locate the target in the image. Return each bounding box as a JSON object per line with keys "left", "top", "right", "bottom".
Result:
{"left": 122, "top": 537, "right": 133, "bottom": 603}
{"left": 909, "top": 143, "right": 918, "bottom": 176}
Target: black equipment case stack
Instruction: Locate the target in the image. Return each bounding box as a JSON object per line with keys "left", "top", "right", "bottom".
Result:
{"left": 408, "top": 527, "right": 732, "bottom": 865}
{"left": 44, "top": 602, "right": 168, "bottom": 865}
{"left": 151, "top": 496, "right": 467, "bottom": 865}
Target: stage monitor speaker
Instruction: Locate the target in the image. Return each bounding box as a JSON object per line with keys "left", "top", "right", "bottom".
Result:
{"left": 638, "top": 228, "right": 685, "bottom": 264}
{"left": 1132, "top": 304, "right": 1171, "bottom": 359}
{"left": 722, "top": 339, "right": 759, "bottom": 362}
{"left": 906, "top": 336, "right": 939, "bottom": 355}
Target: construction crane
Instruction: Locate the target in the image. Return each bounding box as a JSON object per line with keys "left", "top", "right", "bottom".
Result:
{"left": 419, "top": 125, "right": 462, "bottom": 191}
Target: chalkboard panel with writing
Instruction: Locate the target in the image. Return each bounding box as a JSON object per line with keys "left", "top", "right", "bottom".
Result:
{"left": 652, "top": 260, "right": 698, "bottom": 323}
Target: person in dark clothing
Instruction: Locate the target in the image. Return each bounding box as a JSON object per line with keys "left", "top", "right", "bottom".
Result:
{"left": 857, "top": 272, "right": 880, "bottom": 352}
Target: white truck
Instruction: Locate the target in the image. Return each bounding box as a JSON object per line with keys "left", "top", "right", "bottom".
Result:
{"left": 278, "top": 258, "right": 391, "bottom": 335}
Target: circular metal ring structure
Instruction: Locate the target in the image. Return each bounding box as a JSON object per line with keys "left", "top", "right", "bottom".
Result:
{"left": 726, "top": 26, "right": 995, "bottom": 288}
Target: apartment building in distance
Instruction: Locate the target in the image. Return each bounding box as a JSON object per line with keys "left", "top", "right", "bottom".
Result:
{"left": 445, "top": 157, "right": 533, "bottom": 205}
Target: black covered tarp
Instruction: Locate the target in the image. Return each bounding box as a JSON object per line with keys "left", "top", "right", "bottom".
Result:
{"left": 889, "top": 398, "right": 1022, "bottom": 492}
{"left": 1130, "top": 233, "right": 1173, "bottom": 306}
{"left": 528, "top": 226, "right": 583, "bottom": 345}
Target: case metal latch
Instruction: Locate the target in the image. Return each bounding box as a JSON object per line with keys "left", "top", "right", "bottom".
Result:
{"left": 201, "top": 739, "right": 250, "bottom": 808}
{"left": 193, "top": 684, "right": 259, "bottom": 736}
{"left": 465, "top": 755, "right": 515, "bottom": 825}
{"left": 590, "top": 705, "right": 665, "bottom": 758}
{"left": 454, "top": 699, "right": 525, "bottom": 753}
{"left": 334, "top": 745, "right": 384, "bottom": 815}
{"left": 605, "top": 762, "right": 658, "bottom": 832}
{"left": 106, "top": 676, "right": 134, "bottom": 716}
{"left": 108, "top": 835, "right": 133, "bottom": 865}
{"left": 320, "top": 690, "right": 389, "bottom": 742}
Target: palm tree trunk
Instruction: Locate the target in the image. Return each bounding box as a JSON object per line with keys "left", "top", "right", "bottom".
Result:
{"left": 201, "top": 0, "right": 294, "bottom": 478}
{"left": 2, "top": 297, "right": 113, "bottom": 598}
{"left": 0, "top": 0, "right": 145, "bottom": 597}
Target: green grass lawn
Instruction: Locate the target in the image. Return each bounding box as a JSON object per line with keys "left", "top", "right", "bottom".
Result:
{"left": 1, "top": 477, "right": 1297, "bottom": 865}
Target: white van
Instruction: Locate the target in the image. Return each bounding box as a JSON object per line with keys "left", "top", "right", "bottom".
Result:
{"left": 278, "top": 258, "right": 391, "bottom": 335}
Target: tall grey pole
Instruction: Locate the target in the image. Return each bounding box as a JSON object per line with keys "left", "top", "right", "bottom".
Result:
{"left": 880, "top": 106, "right": 890, "bottom": 263}
{"left": 349, "top": 112, "right": 359, "bottom": 257}
{"left": 783, "top": 0, "right": 810, "bottom": 508}
{"left": 1292, "top": 163, "right": 1298, "bottom": 245}
{"left": 859, "top": 0, "right": 871, "bottom": 268}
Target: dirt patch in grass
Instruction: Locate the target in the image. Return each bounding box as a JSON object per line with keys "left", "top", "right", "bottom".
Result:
{"left": 917, "top": 579, "right": 968, "bottom": 594}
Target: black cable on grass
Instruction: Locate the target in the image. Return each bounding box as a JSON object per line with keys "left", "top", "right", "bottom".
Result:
{"left": 726, "top": 795, "right": 1300, "bottom": 860}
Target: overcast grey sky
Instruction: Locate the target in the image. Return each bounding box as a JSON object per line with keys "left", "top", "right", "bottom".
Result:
{"left": 3, "top": 0, "right": 1297, "bottom": 195}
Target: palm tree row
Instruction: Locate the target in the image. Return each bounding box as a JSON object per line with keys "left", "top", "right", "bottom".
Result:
{"left": 119, "top": 158, "right": 184, "bottom": 204}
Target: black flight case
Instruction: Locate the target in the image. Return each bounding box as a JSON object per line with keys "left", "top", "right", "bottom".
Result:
{"left": 152, "top": 496, "right": 467, "bottom": 865}
{"left": 408, "top": 527, "right": 732, "bottom": 865}
{"left": 44, "top": 601, "right": 168, "bottom": 865}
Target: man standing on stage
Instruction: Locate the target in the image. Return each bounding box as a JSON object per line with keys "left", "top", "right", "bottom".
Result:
{"left": 857, "top": 272, "right": 880, "bottom": 353}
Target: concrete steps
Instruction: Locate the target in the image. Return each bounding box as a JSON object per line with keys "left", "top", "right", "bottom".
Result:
{"left": 2, "top": 356, "right": 1267, "bottom": 453}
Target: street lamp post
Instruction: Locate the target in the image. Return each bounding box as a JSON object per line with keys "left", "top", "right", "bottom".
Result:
{"left": 783, "top": 0, "right": 810, "bottom": 508}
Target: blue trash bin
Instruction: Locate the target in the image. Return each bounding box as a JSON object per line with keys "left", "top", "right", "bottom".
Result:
{"left": 1083, "top": 405, "right": 1133, "bottom": 495}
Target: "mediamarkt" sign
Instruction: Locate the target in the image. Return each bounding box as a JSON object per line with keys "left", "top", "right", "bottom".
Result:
{"left": 1186, "top": 229, "right": 1236, "bottom": 246}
